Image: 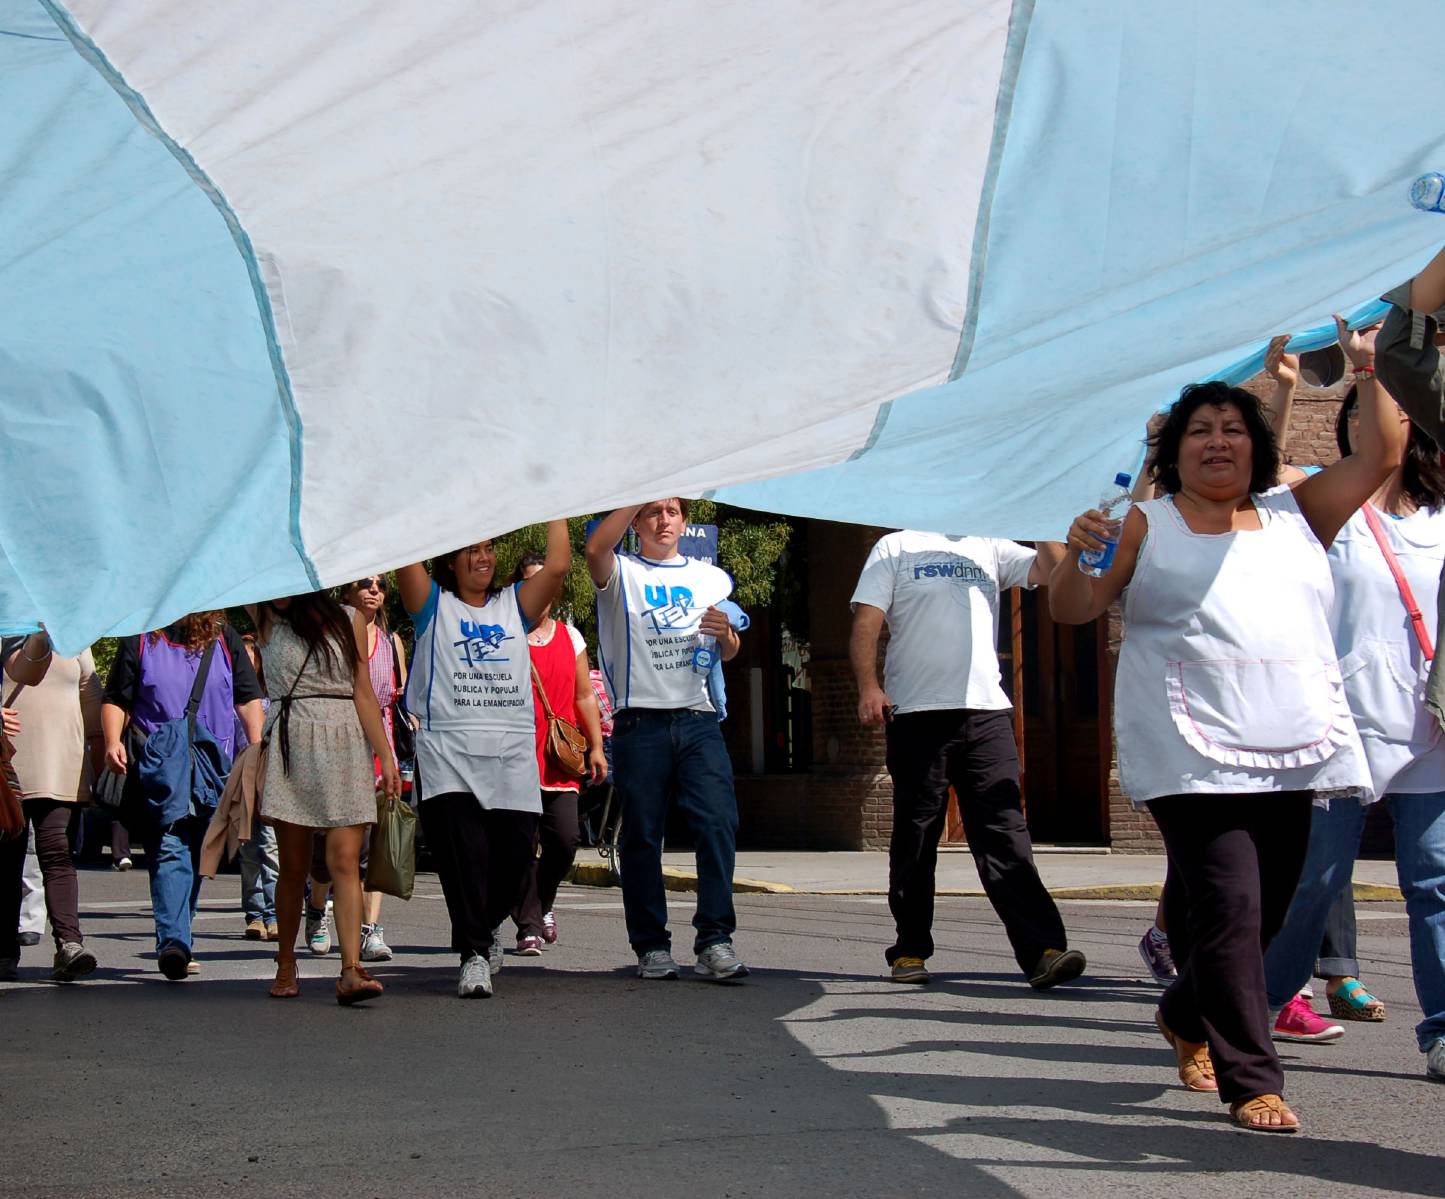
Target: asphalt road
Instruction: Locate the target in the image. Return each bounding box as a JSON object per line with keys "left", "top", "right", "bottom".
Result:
{"left": 1, "top": 866, "right": 1439, "bottom": 1199}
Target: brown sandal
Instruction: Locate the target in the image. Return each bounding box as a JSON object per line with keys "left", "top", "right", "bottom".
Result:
{"left": 1230, "top": 1093, "right": 1300, "bottom": 1133}
{"left": 1155, "top": 1010, "right": 1217, "bottom": 1092}
{"left": 269, "top": 955, "right": 300, "bottom": 999}
{"left": 336, "top": 964, "right": 383, "bottom": 1007}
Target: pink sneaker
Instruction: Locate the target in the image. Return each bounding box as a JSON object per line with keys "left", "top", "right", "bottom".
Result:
{"left": 516, "top": 935, "right": 544, "bottom": 957}
{"left": 1272, "top": 993, "right": 1344, "bottom": 1043}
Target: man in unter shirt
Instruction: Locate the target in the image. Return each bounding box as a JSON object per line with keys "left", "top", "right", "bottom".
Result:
{"left": 588, "top": 498, "right": 748, "bottom": 982}
{"left": 850, "top": 530, "right": 1083, "bottom": 990}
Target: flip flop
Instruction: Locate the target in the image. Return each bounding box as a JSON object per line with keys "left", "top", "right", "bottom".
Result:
{"left": 1328, "top": 978, "right": 1385, "bottom": 1022}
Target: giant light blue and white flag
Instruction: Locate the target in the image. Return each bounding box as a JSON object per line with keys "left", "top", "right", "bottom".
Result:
{"left": 2, "top": 0, "right": 1442, "bottom": 652}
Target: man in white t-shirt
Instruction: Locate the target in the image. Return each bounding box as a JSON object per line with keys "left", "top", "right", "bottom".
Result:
{"left": 587, "top": 498, "right": 748, "bottom": 982}
{"left": 851, "top": 530, "right": 1084, "bottom": 989}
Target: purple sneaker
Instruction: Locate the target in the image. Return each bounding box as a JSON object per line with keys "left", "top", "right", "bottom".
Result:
{"left": 1138, "top": 926, "right": 1176, "bottom": 984}
{"left": 1272, "top": 993, "right": 1344, "bottom": 1043}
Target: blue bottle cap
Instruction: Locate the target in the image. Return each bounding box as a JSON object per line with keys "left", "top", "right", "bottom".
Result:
{"left": 1113, "top": 472, "right": 1132, "bottom": 488}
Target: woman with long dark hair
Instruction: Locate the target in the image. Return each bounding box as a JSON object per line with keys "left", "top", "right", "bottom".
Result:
{"left": 1263, "top": 380, "right": 1445, "bottom": 1075}
{"left": 248, "top": 592, "right": 400, "bottom": 1004}
{"left": 396, "top": 521, "right": 569, "bottom": 998}
{"left": 1051, "top": 343, "right": 1404, "bottom": 1133}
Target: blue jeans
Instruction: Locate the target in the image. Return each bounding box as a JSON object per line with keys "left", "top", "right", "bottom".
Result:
{"left": 141, "top": 815, "right": 207, "bottom": 957}
{"left": 1264, "top": 792, "right": 1445, "bottom": 1051}
{"left": 239, "top": 822, "right": 279, "bottom": 923}
{"left": 613, "top": 709, "right": 738, "bottom": 955}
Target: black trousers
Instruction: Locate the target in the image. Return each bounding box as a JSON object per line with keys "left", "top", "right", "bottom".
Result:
{"left": 418, "top": 792, "right": 536, "bottom": 961}
{"left": 1152, "top": 792, "right": 1312, "bottom": 1105}
{"left": 1, "top": 800, "right": 83, "bottom": 955}
{"left": 884, "top": 709, "right": 1065, "bottom": 973}
{"left": 512, "top": 789, "right": 580, "bottom": 938}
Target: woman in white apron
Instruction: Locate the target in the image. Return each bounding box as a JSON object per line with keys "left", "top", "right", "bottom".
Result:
{"left": 1050, "top": 363, "right": 1404, "bottom": 1133}
{"left": 396, "top": 520, "right": 569, "bottom": 999}
{"left": 1265, "top": 383, "right": 1445, "bottom": 1081}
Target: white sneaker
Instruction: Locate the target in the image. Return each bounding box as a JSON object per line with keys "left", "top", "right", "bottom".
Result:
{"left": 694, "top": 941, "right": 749, "bottom": 982}
{"left": 487, "top": 929, "right": 504, "bottom": 974}
{"left": 305, "top": 910, "right": 331, "bottom": 956}
{"left": 458, "top": 953, "right": 492, "bottom": 999}
{"left": 637, "top": 948, "right": 679, "bottom": 980}
{"left": 1428, "top": 1038, "right": 1445, "bottom": 1082}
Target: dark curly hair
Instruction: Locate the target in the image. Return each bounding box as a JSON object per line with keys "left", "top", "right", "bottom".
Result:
{"left": 1335, "top": 385, "right": 1445, "bottom": 512}
{"left": 151, "top": 610, "right": 225, "bottom": 651}
{"left": 1147, "top": 381, "right": 1280, "bottom": 496}
{"left": 510, "top": 551, "right": 546, "bottom": 585}
{"left": 434, "top": 542, "right": 502, "bottom": 601}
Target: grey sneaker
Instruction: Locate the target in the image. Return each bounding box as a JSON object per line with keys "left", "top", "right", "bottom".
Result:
{"left": 305, "top": 909, "right": 331, "bottom": 956}
{"left": 458, "top": 953, "right": 493, "bottom": 999}
{"left": 637, "top": 948, "right": 679, "bottom": 980}
{"left": 0, "top": 958, "right": 17, "bottom": 982}
{"left": 694, "top": 941, "right": 749, "bottom": 982}
{"left": 487, "top": 929, "right": 504, "bottom": 974}
{"left": 360, "top": 924, "right": 393, "bottom": 962}
{"left": 1427, "top": 1038, "right": 1445, "bottom": 1082}
{"left": 52, "top": 941, "right": 97, "bottom": 983}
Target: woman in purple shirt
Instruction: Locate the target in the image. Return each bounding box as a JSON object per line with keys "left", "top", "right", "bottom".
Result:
{"left": 101, "top": 612, "right": 264, "bottom": 981}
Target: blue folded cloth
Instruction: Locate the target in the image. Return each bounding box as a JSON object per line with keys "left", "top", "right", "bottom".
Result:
{"left": 705, "top": 600, "right": 750, "bottom": 721}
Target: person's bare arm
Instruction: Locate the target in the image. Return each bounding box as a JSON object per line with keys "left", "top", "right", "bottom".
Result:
{"left": 516, "top": 520, "right": 571, "bottom": 626}
{"left": 572, "top": 649, "right": 608, "bottom": 784}
{"left": 1294, "top": 318, "right": 1407, "bottom": 549}
{"left": 1049, "top": 504, "right": 1147, "bottom": 624}
{"left": 586, "top": 507, "right": 642, "bottom": 589}
{"left": 850, "top": 604, "right": 890, "bottom": 726}
{"left": 1262, "top": 336, "right": 1309, "bottom": 484}
{"left": 4, "top": 631, "right": 53, "bottom": 686}
{"left": 349, "top": 609, "right": 400, "bottom": 799}
{"left": 101, "top": 702, "right": 130, "bottom": 775}
{"left": 1028, "top": 542, "right": 1065, "bottom": 587}
{"left": 396, "top": 562, "right": 433, "bottom": 616}
{"left": 235, "top": 699, "right": 265, "bottom": 746}
{"left": 698, "top": 607, "right": 741, "bottom": 662}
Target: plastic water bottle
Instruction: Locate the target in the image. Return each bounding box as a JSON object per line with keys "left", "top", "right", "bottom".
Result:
{"left": 691, "top": 634, "right": 719, "bottom": 674}
{"left": 1410, "top": 173, "right": 1445, "bottom": 214}
{"left": 1078, "top": 472, "right": 1133, "bottom": 577}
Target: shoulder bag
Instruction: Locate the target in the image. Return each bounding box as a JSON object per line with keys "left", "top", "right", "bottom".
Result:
{"left": 1362, "top": 503, "right": 1435, "bottom": 661}
{"left": 529, "top": 659, "right": 588, "bottom": 780}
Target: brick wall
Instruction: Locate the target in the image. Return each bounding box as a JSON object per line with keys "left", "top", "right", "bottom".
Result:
{"left": 1103, "top": 378, "right": 1349, "bottom": 851}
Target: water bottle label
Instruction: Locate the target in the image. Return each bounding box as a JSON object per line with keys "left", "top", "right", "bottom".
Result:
{"left": 1080, "top": 538, "right": 1120, "bottom": 572}
{"left": 691, "top": 645, "right": 719, "bottom": 673}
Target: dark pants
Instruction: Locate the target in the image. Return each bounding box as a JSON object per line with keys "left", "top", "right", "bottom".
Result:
{"left": 884, "top": 709, "right": 1065, "bottom": 973}
{"left": 1, "top": 800, "right": 84, "bottom": 956}
{"left": 512, "top": 789, "right": 579, "bottom": 938}
{"left": 418, "top": 792, "right": 536, "bottom": 961}
{"left": 1151, "top": 792, "right": 1312, "bottom": 1106}
{"left": 613, "top": 708, "right": 738, "bottom": 955}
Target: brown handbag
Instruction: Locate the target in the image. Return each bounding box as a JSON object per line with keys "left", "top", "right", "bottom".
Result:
{"left": 1, "top": 680, "right": 26, "bottom": 837}
{"left": 529, "top": 660, "right": 588, "bottom": 780}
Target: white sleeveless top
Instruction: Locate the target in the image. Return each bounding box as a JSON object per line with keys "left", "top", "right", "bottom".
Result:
{"left": 1115, "top": 487, "right": 1371, "bottom": 807}
{"left": 405, "top": 581, "right": 540, "bottom": 812}
{"left": 1329, "top": 503, "right": 1445, "bottom": 797}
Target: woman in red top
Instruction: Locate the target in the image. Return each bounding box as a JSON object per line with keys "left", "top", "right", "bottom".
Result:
{"left": 508, "top": 553, "right": 607, "bottom": 954}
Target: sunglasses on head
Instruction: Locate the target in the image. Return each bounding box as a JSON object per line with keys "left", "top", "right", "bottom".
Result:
{"left": 353, "top": 577, "right": 385, "bottom": 592}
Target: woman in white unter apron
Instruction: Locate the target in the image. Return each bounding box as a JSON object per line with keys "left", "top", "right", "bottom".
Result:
{"left": 1265, "top": 381, "right": 1445, "bottom": 1080}
{"left": 396, "top": 520, "right": 569, "bottom": 999}
{"left": 1051, "top": 373, "right": 1403, "bottom": 1134}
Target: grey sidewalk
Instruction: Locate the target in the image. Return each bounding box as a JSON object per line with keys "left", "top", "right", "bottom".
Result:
{"left": 574, "top": 848, "right": 1404, "bottom": 900}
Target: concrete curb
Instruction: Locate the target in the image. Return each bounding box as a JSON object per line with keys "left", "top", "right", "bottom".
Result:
{"left": 568, "top": 865, "right": 1402, "bottom": 903}
{"left": 568, "top": 862, "right": 795, "bottom": 894}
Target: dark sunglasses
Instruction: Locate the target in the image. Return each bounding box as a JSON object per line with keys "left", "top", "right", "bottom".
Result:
{"left": 353, "top": 577, "right": 385, "bottom": 592}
